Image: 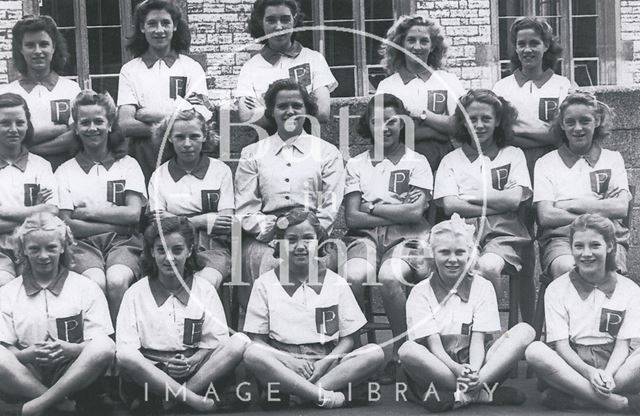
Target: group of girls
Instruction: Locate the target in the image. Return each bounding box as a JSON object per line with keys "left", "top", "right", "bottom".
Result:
{"left": 0, "top": 0, "right": 636, "bottom": 414}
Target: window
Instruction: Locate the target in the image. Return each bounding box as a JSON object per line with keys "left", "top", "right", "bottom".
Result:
{"left": 298, "top": 0, "right": 412, "bottom": 97}
{"left": 497, "top": 0, "right": 617, "bottom": 86}
{"left": 30, "top": 0, "right": 146, "bottom": 100}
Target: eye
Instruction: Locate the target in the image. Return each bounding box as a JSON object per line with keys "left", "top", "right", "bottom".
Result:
{"left": 281, "top": 16, "right": 292, "bottom": 24}
{"left": 455, "top": 249, "right": 466, "bottom": 256}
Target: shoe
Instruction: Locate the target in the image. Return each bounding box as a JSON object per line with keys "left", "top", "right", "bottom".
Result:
{"left": 420, "top": 389, "right": 455, "bottom": 413}
{"left": 490, "top": 386, "right": 527, "bottom": 406}
{"left": 540, "top": 388, "right": 576, "bottom": 410}
{"left": 316, "top": 391, "right": 345, "bottom": 409}
{"left": 376, "top": 359, "right": 399, "bottom": 385}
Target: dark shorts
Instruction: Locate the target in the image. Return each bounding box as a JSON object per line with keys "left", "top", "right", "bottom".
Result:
{"left": 196, "top": 232, "right": 231, "bottom": 279}
{"left": 571, "top": 343, "right": 614, "bottom": 370}
{"left": 140, "top": 348, "right": 213, "bottom": 382}
{"left": 72, "top": 232, "right": 142, "bottom": 277}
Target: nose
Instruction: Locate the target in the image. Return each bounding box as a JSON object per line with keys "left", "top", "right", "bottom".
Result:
{"left": 7, "top": 122, "right": 17, "bottom": 133}
{"left": 36, "top": 248, "right": 49, "bottom": 260}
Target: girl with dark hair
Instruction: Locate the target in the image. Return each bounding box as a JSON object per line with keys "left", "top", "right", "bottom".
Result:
{"left": 235, "top": 0, "right": 337, "bottom": 126}
{"left": 376, "top": 15, "right": 465, "bottom": 172}
{"left": 0, "top": 92, "right": 58, "bottom": 285}
{"left": 434, "top": 89, "right": 533, "bottom": 302}
{"left": 526, "top": 214, "right": 640, "bottom": 412}
{"left": 1, "top": 15, "right": 81, "bottom": 169}
{"left": 0, "top": 212, "right": 115, "bottom": 416}
{"left": 243, "top": 208, "right": 384, "bottom": 409}
{"left": 235, "top": 79, "right": 344, "bottom": 310}
{"left": 116, "top": 216, "right": 248, "bottom": 414}
{"left": 148, "top": 109, "right": 234, "bottom": 290}
{"left": 117, "top": 0, "right": 212, "bottom": 182}
{"left": 534, "top": 92, "right": 631, "bottom": 280}
{"left": 343, "top": 93, "right": 432, "bottom": 383}
{"left": 55, "top": 90, "right": 147, "bottom": 325}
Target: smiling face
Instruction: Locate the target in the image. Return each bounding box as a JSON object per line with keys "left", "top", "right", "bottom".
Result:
{"left": 0, "top": 106, "right": 28, "bottom": 151}
{"left": 515, "top": 28, "right": 548, "bottom": 71}
{"left": 561, "top": 104, "right": 599, "bottom": 154}
{"left": 465, "top": 101, "right": 498, "bottom": 147}
{"left": 23, "top": 230, "right": 63, "bottom": 279}
{"left": 21, "top": 30, "right": 55, "bottom": 74}
{"left": 403, "top": 25, "right": 432, "bottom": 66}
{"left": 571, "top": 228, "right": 612, "bottom": 278}
{"left": 263, "top": 5, "right": 294, "bottom": 51}
{"left": 141, "top": 9, "right": 175, "bottom": 53}
{"left": 282, "top": 220, "right": 318, "bottom": 270}
{"left": 368, "top": 106, "right": 403, "bottom": 150}
{"left": 152, "top": 232, "right": 191, "bottom": 278}
{"left": 432, "top": 232, "right": 472, "bottom": 284}
{"left": 273, "top": 89, "right": 307, "bottom": 137}
{"left": 169, "top": 119, "right": 205, "bottom": 165}
{"left": 75, "top": 104, "right": 111, "bottom": 151}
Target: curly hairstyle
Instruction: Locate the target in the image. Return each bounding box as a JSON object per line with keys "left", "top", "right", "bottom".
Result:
{"left": 142, "top": 216, "right": 203, "bottom": 280}
{"left": 247, "top": 0, "right": 304, "bottom": 43}
{"left": 13, "top": 212, "right": 75, "bottom": 271}
{"left": 550, "top": 91, "right": 613, "bottom": 147}
{"left": 0, "top": 93, "right": 35, "bottom": 146}
{"left": 153, "top": 109, "right": 209, "bottom": 160}
{"left": 454, "top": 89, "right": 518, "bottom": 148}
{"left": 381, "top": 15, "right": 447, "bottom": 75}
{"left": 263, "top": 78, "right": 318, "bottom": 129}
{"left": 570, "top": 214, "right": 617, "bottom": 272}
{"left": 428, "top": 213, "right": 476, "bottom": 251}
{"left": 72, "top": 90, "right": 126, "bottom": 158}
{"left": 357, "top": 93, "right": 409, "bottom": 144}
{"left": 127, "top": 0, "right": 190, "bottom": 57}
{"left": 509, "top": 16, "right": 563, "bottom": 72}
{"left": 11, "top": 15, "right": 70, "bottom": 76}
{"left": 273, "top": 208, "right": 326, "bottom": 258}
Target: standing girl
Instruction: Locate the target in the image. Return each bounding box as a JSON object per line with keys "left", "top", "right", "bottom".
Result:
{"left": 343, "top": 93, "right": 432, "bottom": 383}
{"left": 148, "top": 109, "right": 234, "bottom": 290}
{"left": 0, "top": 93, "right": 58, "bottom": 285}
{"left": 434, "top": 90, "right": 532, "bottom": 292}
{"left": 2, "top": 15, "right": 81, "bottom": 169}
{"left": 117, "top": 216, "right": 248, "bottom": 414}
{"left": 234, "top": 79, "right": 344, "bottom": 309}
{"left": 376, "top": 15, "right": 465, "bottom": 172}
{"left": 534, "top": 92, "right": 630, "bottom": 279}
{"left": 243, "top": 209, "right": 384, "bottom": 409}
{"left": 236, "top": 0, "right": 337, "bottom": 127}
{"left": 117, "top": 0, "right": 212, "bottom": 181}
{"left": 56, "top": 90, "right": 147, "bottom": 324}
{"left": 526, "top": 214, "right": 640, "bottom": 412}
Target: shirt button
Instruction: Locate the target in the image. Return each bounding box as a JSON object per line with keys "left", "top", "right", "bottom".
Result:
{"left": 286, "top": 163, "right": 292, "bottom": 167}
{"left": 285, "top": 178, "right": 290, "bottom": 182}
{"left": 285, "top": 196, "right": 290, "bottom": 200}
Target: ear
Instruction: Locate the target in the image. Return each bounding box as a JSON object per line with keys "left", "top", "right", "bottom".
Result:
{"left": 594, "top": 114, "right": 601, "bottom": 128}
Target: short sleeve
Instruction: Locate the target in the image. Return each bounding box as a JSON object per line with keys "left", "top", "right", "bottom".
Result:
{"left": 533, "top": 157, "right": 555, "bottom": 203}
{"left": 606, "top": 151, "right": 630, "bottom": 200}
{"left": 115, "top": 288, "right": 141, "bottom": 349}
{"left": 124, "top": 158, "right": 148, "bottom": 202}
{"left": 443, "top": 73, "right": 466, "bottom": 115}
{"left": 616, "top": 280, "right": 640, "bottom": 340}
{"left": 217, "top": 163, "right": 235, "bottom": 211}
{"left": 406, "top": 283, "right": 439, "bottom": 341}
{"left": 508, "top": 147, "right": 532, "bottom": 200}
{"left": 433, "top": 153, "right": 459, "bottom": 200}
{"left": 199, "top": 281, "right": 230, "bottom": 349}
{"left": 310, "top": 51, "right": 338, "bottom": 93}
{"left": 36, "top": 158, "right": 60, "bottom": 207}
{"left": 117, "top": 63, "right": 139, "bottom": 107}
{"left": 0, "top": 287, "right": 17, "bottom": 346}
{"left": 83, "top": 280, "right": 114, "bottom": 340}
{"left": 55, "top": 164, "right": 75, "bottom": 211}
{"left": 472, "top": 280, "right": 501, "bottom": 333}
{"left": 243, "top": 278, "right": 270, "bottom": 335}
{"left": 337, "top": 281, "right": 366, "bottom": 337}
{"left": 234, "top": 60, "right": 256, "bottom": 99}
{"left": 344, "top": 158, "right": 363, "bottom": 196}
{"left": 147, "top": 169, "right": 167, "bottom": 212}
{"left": 544, "top": 282, "right": 570, "bottom": 343}
{"left": 408, "top": 155, "right": 434, "bottom": 192}
{"left": 186, "top": 60, "right": 209, "bottom": 97}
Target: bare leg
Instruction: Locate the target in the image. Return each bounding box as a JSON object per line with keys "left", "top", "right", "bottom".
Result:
{"left": 105, "top": 265, "right": 135, "bottom": 326}
{"left": 316, "top": 344, "right": 384, "bottom": 390}
{"left": 0, "top": 345, "right": 48, "bottom": 398}
{"left": 82, "top": 268, "right": 106, "bottom": 293}
{"left": 345, "top": 258, "right": 376, "bottom": 311}
{"left": 478, "top": 323, "right": 534, "bottom": 385}
{"left": 398, "top": 340, "right": 457, "bottom": 391}
{"left": 378, "top": 259, "right": 413, "bottom": 357}
{"left": 613, "top": 348, "right": 640, "bottom": 394}
{"left": 195, "top": 267, "right": 224, "bottom": 291}
{"left": 476, "top": 253, "right": 505, "bottom": 289}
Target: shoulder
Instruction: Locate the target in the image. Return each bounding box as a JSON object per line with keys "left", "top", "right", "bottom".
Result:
{"left": 615, "top": 274, "right": 640, "bottom": 294}
{"left": 549, "top": 74, "right": 572, "bottom": 88}
{"left": 55, "top": 158, "right": 79, "bottom": 175}
{"left": 493, "top": 75, "right": 515, "bottom": 89}
{"left": 67, "top": 271, "right": 104, "bottom": 294}
{"left": 377, "top": 74, "right": 402, "bottom": 90}
{"left": 177, "top": 54, "right": 205, "bottom": 72}
{"left": 26, "top": 153, "right": 54, "bottom": 169}
{"left": 435, "top": 70, "right": 460, "bottom": 81}
{"left": 192, "top": 275, "right": 219, "bottom": 296}
{"left": 56, "top": 77, "right": 81, "bottom": 91}
{"left": 600, "top": 148, "right": 624, "bottom": 163}
{"left": 305, "top": 134, "right": 341, "bottom": 155}
{"left": 0, "top": 276, "right": 24, "bottom": 296}
{"left": 116, "top": 155, "right": 143, "bottom": 169}
{"left": 440, "top": 147, "right": 464, "bottom": 166}
{"left": 125, "top": 277, "right": 150, "bottom": 296}
{"left": 536, "top": 150, "right": 559, "bottom": 166}
{"left": 119, "top": 58, "right": 143, "bottom": 73}
{"left": 501, "top": 145, "right": 526, "bottom": 160}
{"left": 546, "top": 272, "right": 571, "bottom": 294}
{"left": 207, "top": 157, "right": 232, "bottom": 175}
{"left": 471, "top": 274, "right": 495, "bottom": 293}
{"left": 346, "top": 150, "right": 369, "bottom": 166}
{"left": 405, "top": 147, "right": 430, "bottom": 165}
{"left": 325, "top": 269, "right": 348, "bottom": 287}
{"left": 0, "top": 80, "right": 22, "bottom": 94}
{"left": 300, "top": 47, "right": 326, "bottom": 61}
{"left": 409, "top": 278, "right": 433, "bottom": 299}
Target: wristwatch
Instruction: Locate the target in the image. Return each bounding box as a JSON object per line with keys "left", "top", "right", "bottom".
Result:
{"left": 368, "top": 202, "right": 376, "bottom": 214}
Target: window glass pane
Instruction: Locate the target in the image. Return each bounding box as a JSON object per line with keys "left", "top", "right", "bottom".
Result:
{"left": 88, "top": 27, "right": 122, "bottom": 74}
{"left": 91, "top": 75, "right": 119, "bottom": 97}
{"left": 59, "top": 29, "right": 78, "bottom": 76}
{"left": 324, "top": 0, "right": 353, "bottom": 20}
{"left": 572, "top": 16, "right": 597, "bottom": 58}
{"left": 367, "top": 66, "right": 386, "bottom": 92}
{"left": 86, "top": 0, "right": 120, "bottom": 26}
{"left": 574, "top": 59, "right": 598, "bottom": 86}
{"left": 498, "top": 0, "right": 524, "bottom": 16}
{"left": 324, "top": 22, "right": 355, "bottom": 66}
{"left": 331, "top": 67, "right": 355, "bottom": 97}
{"left": 364, "top": 0, "right": 393, "bottom": 19}
{"left": 536, "top": 0, "right": 560, "bottom": 16}
{"left": 572, "top": 0, "right": 596, "bottom": 15}
{"left": 365, "top": 20, "right": 393, "bottom": 65}
{"left": 41, "top": 0, "right": 75, "bottom": 28}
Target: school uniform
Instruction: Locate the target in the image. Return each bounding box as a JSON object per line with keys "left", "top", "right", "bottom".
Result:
{"left": 55, "top": 153, "right": 147, "bottom": 276}
{"left": 344, "top": 146, "right": 432, "bottom": 275}
{"left": 244, "top": 268, "right": 366, "bottom": 357}
{"left": 148, "top": 157, "right": 234, "bottom": 277}
{"left": 234, "top": 132, "right": 345, "bottom": 282}
{"left": 533, "top": 144, "right": 630, "bottom": 273}
{"left": 0, "top": 268, "right": 112, "bottom": 384}
{"left": 434, "top": 145, "right": 532, "bottom": 271}
{"left": 0, "top": 74, "right": 81, "bottom": 169}
{"left": 545, "top": 270, "right": 640, "bottom": 368}
{"left": 116, "top": 275, "right": 229, "bottom": 376}
{"left": 376, "top": 68, "right": 466, "bottom": 170}
{"left": 117, "top": 51, "right": 209, "bottom": 181}
{"left": 0, "top": 149, "right": 58, "bottom": 275}
{"left": 234, "top": 41, "right": 338, "bottom": 106}
{"left": 493, "top": 69, "right": 571, "bottom": 176}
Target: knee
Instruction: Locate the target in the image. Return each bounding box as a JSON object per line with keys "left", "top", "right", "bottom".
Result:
{"left": 549, "top": 256, "right": 574, "bottom": 279}
{"left": 398, "top": 340, "right": 422, "bottom": 363}
{"left": 84, "top": 269, "right": 107, "bottom": 292}
{"left": 378, "top": 259, "right": 409, "bottom": 287}
{"left": 345, "top": 260, "right": 375, "bottom": 286}
{"left": 197, "top": 268, "right": 223, "bottom": 290}
{"left": 88, "top": 335, "right": 116, "bottom": 364}
{"left": 116, "top": 348, "right": 141, "bottom": 373}
{"left": 361, "top": 344, "right": 385, "bottom": 367}
{"left": 228, "top": 333, "right": 251, "bottom": 356}
{"left": 242, "top": 343, "right": 265, "bottom": 369}
{"left": 509, "top": 323, "right": 536, "bottom": 345}
{"left": 106, "top": 265, "right": 135, "bottom": 293}
{"left": 524, "top": 341, "right": 550, "bottom": 364}
{"left": 477, "top": 256, "right": 503, "bottom": 281}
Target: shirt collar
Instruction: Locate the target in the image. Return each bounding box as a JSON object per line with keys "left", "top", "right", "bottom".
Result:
{"left": 140, "top": 50, "right": 179, "bottom": 69}
{"left": 277, "top": 266, "right": 326, "bottom": 297}
{"left": 461, "top": 142, "right": 500, "bottom": 162}
{"left": 397, "top": 66, "right": 431, "bottom": 84}
{"left": 513, "top": 68, "right": 555, "bottom": 88}
{"left": 23, "top": 267, "right": 70, "bottom": 297}
{"left": 0, "top": 147, "right": 29, "bottom": 172}
{"left": 557, "top": 143, "right": 602, "bottom": 168}
{"left": 75, "top": 151, "right": 116, "bottom": 174}
{"left": 18, "top": 72, "right": 59, "bottom": 93}
{"left": 429, "top": 271, "right": 474, "bottom": 304}
{"left": 270, "top": 133, "right": 310, "bottom": 156}
{"left": 369, "top": 144, "right": 407, "bottom": 166}
{"left": 149, "top": 276, "right": 193, "bottom": 307}
{"left": 569, "top": 268, "right": 617, "bottom": 301}
{"left": 167, "top": 156, "right": 210, "bottom": 182}
{"left": 259, "top": 41, "right": 303, "bottom": 65}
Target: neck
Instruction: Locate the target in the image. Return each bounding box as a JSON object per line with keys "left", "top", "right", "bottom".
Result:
{"left": 25, "top": 67, "right": 52, "bottom": 81}
{"left": 32, "top": 266, "right": 59, "bottom": 287}
{"left": 177, "top": 155, "right": 200, "bottom": 172}
{"left": 405, "top": 59, "right": 431, "bottom": 77}
{"left": 0, "top": 144, "right": 23, "bottom": 161}
{"left": 384, "top": 142, "right": 403, "bottom": 158}
{"left": 157, "top": 270, "right": 183, "bottom": 291}
{"left": 84, "top": 143, "right": 110, "bottom": 162}
{"left": 278, "top": 127, "right": 302, "bottom": 141}
{"left": 520, "top": 65, "right": 545, "bottom": 81}
{"left": 569, "top": 143, "right": 592, "bottom": 156}
{"left": 148, "top": 45, "right": 172, "bottom": 59}
{"left": 579, "top": 268, "right": 609, "bottom": 286}
{"left": 479, "top": 140, "right": 498, "bottom": 154}
{"left": 269, "top": 38, "right": 292, "bottom": 53}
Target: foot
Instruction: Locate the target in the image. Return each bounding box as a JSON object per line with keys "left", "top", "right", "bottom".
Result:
{"left": 376, "top": 359, "right": 399, "bottom": 385}
{"left": 540, "top": 388, "right": 576, "bottom": 410}
{"left": 317, "top": 391, "right": 346, "bottom": 409}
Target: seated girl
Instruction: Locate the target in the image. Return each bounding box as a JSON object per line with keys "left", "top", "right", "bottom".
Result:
{"left": 243, "top": 208, "right": 384, "bottom": 409}
{"left": 526, "top": 214, "right": 640, "bottom": 412}
{"left": 0, "top": 213, "right": 115, "bottom": 416}
{"left": 534, "top": 92, "right": 631, "bottom": 280}
{"left": 400, "top": 214, "right": 534, "bottom": 412}
{"left": 148, "top": 109, "right": 234, "bottom": 290}
{"left": 56, "top": 90, "right": 146, "bottom": 324}
{"left": 116, "top": 216, "right": 249, "bottom": 414}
